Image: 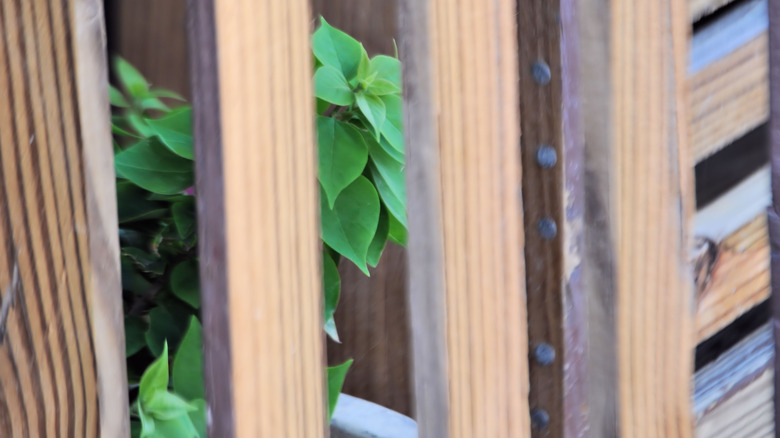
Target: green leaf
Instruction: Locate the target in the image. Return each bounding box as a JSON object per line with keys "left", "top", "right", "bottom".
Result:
{"left": 355, "top": 93, "right": 386, "bottom": 139}
{"left": 327, "top": 359, "right": 353, "bottom": 419}
{"left": 312, "top": 17, "right": 365, "bottom": 80}
{"left": 173, "top": 317, "right": 204, "bottom": 400}
{"left": 366, "top": 206, "right": 389, "bottom": 268}
{"left": 148, "top": 89, "right": 186, "bottom": 101}
{"left": 314, "top": 66, "right": 354, "bottom": 106}
{"left": 138, "top": 97, "right": 170, "bottom": 113}
{"left": 121, "top": 256, "right": 153, "bottom": 295}
{"left": 145, "top": 307, "right": 185, "bottom": 357}
{"left": 126, "top": 316, "right": 149, "bottom": 357}
{"left": 170, "top": 261, "right": 200, "bottom": 308}
{"left": 369, "top": 55, "right": 401, "bottom": 89}
{"left": 110, "top": 85, "right": 130, "bottom": 108}
{"left": 114, "top": 56, "right": 149, "bottom": 98}
{"left": 131, "top": 420, "right": 142, "bottom": 438}
{"left": 145, "top": 390, "right": 196, "bottom": 421}
{"left": 146, "top": 107, "right": 194, "bottom": 159}
{"left": 115, "top": 138, "right": 194, "bottom": 195}
{"left": 322, "top": 253, "right": 341, "bottom": 342}
{"left": 172, "top": 197, "right": 197, "bottom": 239}
{"left": 139, "top": 343, "right": 170, "bottom": 404}
{"left": 320, "top": 177, "right": 380, "bottom": 275}
{"left": 370, "top": 162, "right": 407, "bottom": 228}
{"left": 361, "top": 131, "right": 403, "bottom": 164}
{"left": 317, "top": 117, "right": 368, "bottom": 208}
{"left": 379, "top": 94, "right": 404, "bottom": 154}
{"left": 146, "top": 414, "right": 199, "bottom": 438}
{"left": 366, "top": 78, "right": 401, "bottom": 96}
{"left": 188, "top": 399, "right": 207, "bottom": 438}
{"left": 388, "top": 213, "right": 407, "bottom": 246}
{"left": 316, "top": 98, "right": 331, "bottom": 115}
{"left": 127, "top": 112, "right": 156, "bottom": 138}
{"left": 138, "top": 402, "right": 156, "bottom": 437}
{"left": 116, "top": 181, "right": 169, "bottom": 223}
{"left": 112, "top": 123, "right": 143, "bottom": 139}
{"left": 122, "top": 247, "right": 165, "bottom": 276}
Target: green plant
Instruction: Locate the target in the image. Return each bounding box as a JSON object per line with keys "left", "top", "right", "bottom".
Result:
{"left": 112, "top": 17, "right": 405, "bottom": 436}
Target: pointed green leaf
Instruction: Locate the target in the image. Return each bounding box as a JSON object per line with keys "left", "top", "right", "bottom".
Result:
{"left": 145, "top": 390, "right": 196, "bottom": 421}
{"left": 173, "top": 317, "right": 205, "bottom": 400}
{"left": 317, "top": 116, "right": 368, "bottom": 208}
{"left": 367, "top": 78, "right": 401, "bottom": 96}
{"left": 138, "top": 97, "right": 170, "bottom": 113}
{"left": 126, "top": 316, "right": 149, "bottom": 357}
{"left": 320, "top": 177, "right": 380, "bottom": 275}
{"left": 367, "top": 137, "right": 406, "bottom": 228}
{"left": 369, "top": 55, "right": 401, "bottom": 89}
{"left": 148, "top": 89, "right": 186, "bottom": 101}
{"left": 379, "top": 94, "right": 404, "bottom": 154}
{"left": 146, "top": 107, "right": 194, "bottom": 159}
{"left": 323, "top": 252, "right": 341, "bottom": 341}
{"left": 112, "top": 123, "right": 143, "bottom": 139}
{"left": 138, "top": 402, "right": 156, "bottom": 437}
{"left": 314, "top": 66, "right": 354, "bottom": 106}
{"left": 355, "top": 93, "right": 386, "bottom": 139}
{"left": 327, "top": 359, "right": 353, "bottom": 419}
{"left": 188, "top": 399, "right": 207, "bottom": 438}
{"left": 139, "top": 343, "right": 169, "bottom": 404}
{"left": 361, "top": 131, "right": 403, "bottom": 164}
{"left": 312, "top": 17, "right": 366, "bottom": 80}
{"left": 388, "top": 212, "right": 407, "bottom": 246}
{"left": 114, "top": 56, "right": 149, "bottom": 98}
{"left": 116, "top": 182, "right": 169, "bottom": 223}
{"left": 366, "top": 206, "right": 389, "bottom": 268}
{"left": 110, "top": 85, "right": 130, "bottom": 108}
{"left": 115, "top": 138, "right": 194, "bottom": 195}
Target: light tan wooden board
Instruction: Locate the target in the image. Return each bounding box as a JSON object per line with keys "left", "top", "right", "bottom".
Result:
{"left": 694, "top": 324, "right": 774, "bottom": 438}
{"left": 693, "top": 167, "right": 771, "bottom": 341}
{"left": 0, "top": 0, "right": 127, "bottom": 436}
{"left": 689, "top": 0, "right": 769, "bottom": 163}
{"left": 400, "top": 0, "right": 531, "bottom": 436}
{"left": 188, "top": 0, "right": 326, "bottom": 436}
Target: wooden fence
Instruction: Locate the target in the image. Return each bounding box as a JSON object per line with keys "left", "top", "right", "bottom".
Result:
{"left": 0, "top": 0, "right": 777, "bottom": 436}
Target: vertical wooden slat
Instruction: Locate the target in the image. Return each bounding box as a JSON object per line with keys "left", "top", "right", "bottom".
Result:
{"left": 0, "top": 0, "right": 128, "bottom": 436}
{"left": 768, "top": 0, "right": 780, "bottom": 425}
{"left": 580, "top": 0, "right": 695, "bottom": 436}
{"left": 188, "top": 0, "right": 325, "bottom": 437}
{"left": 400, "top": 0, "right": 530, "bottom": 436}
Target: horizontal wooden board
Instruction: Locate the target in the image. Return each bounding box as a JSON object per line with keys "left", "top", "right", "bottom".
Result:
{"left": 694, "top": 167, "right": 770, "bottom": 341}
{"left": 689, "top": 0, "right": 769, "bottom": 162}
{"left": 694, "top": 324, "right": 774, "bottom": 437}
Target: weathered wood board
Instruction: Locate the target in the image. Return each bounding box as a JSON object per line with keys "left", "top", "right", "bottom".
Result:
{"left": 689, "top": 0, "right": 769, "bottom": 163}
{"left": 694, "top": 324, "right": 774, "bottom": 438}
{"left": 400, "top": 0, "right": 531, "bottom": 436}
{"left": 0, "top": 0, "right": 128, "bottom": 436}
{"left": 694, "top": 167, "right": 771, "bottom": 341}
{"left": 188, "top": 0, "right": 326, "bottom": 436}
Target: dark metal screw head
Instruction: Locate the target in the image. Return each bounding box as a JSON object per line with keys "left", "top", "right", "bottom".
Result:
{"left": 537, "top": 218, "right": 557, "bottom": 240}
{"left": 530, "top": 408, "right": 550, "bottom": 429}
{"left": 536, "top": 145, "right": 557, "bottom": 168}
{"left": 533, "top": 343, "right": 556, "bottom": 365}
{"left": 531, "top": 61, "right": 551, "bottom": 85}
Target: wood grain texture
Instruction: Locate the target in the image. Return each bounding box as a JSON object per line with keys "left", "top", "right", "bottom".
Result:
{"left": 694, "top": 167, "right": 771, "bottom": 341}
{"left": 106, "top": 0, "right": 190, "bottom": 99}
{"left": 694, "top": 324, "right": 774, "bottom": 438}
{"left": 187, "top": 0, "right": 326, "bottom": 437}
{"left": 517, "top": 0, "right": 588, "bottom": 436}
{"left": 400, "top": 0, "right": 531, "bottom": 436}
{"left": 0, "top": 0, "right": 128, "bottom": 436}
{"left": 309, "top": 0, "right": 413, "bottom": 416}
{"left": 768, "top": 0, "right": 780, "bottom": 426}
{"left": 580, "top": 0, "right": 695, "bottom": 435}
{"left": 689, "top": 0, "right": 768, "bottom": 163}
{"left": 690, "top": 0, "right": 737, "bottom": 21}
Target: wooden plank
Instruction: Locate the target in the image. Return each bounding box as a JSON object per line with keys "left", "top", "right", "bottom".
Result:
{"left": 106, "top": 0, "right": 190, "bottom": 99}
{"left": 693, "top": 167, "right": 771, "bottom": 343}
{"left": 767, "top": 0, "right": 780, "bottom": 425}
{"left": 694, "top": 324, "right": 774, "bottom": 437}
{"left": 310, "top": 0, "right": 397, "bottom": 55}
{"left": 399, "top": 0, "right": 531, "bottom": 436}
{"left": 689, "top": 0, "right": 769, "bottom": 162}
{"left": 580, "top": 0, "right": 695, "bottom": 435}
{"left": 0, "top": 0, "right": 128, "bottom": 436}
{"left": 187, "top": 0, "right": 325, "bottom": 437}
{"left": 516, "top": 0, "right": 588, "bottom": 436}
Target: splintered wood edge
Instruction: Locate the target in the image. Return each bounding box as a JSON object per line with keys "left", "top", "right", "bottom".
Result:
{"left": 689, "top": 0, "right": 769, "bottom": 162}
{"left": 694, "top": 324, "right": 773, "bottom": 437}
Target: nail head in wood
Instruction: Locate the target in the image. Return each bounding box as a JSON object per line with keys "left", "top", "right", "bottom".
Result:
{"left": 531, "top": 61, "right": 551, "bottom": 85}
{"left": 537, "top": 218, "right": 557, "bottom": 240}
{"left": 533, "top": 343, "right": 556, "bottom": 365}
{"left": 530, "top": 408, "right": 550, "bottom": 429}
{"left": 536, "top": 145, "right": 557, "bottom": 168}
